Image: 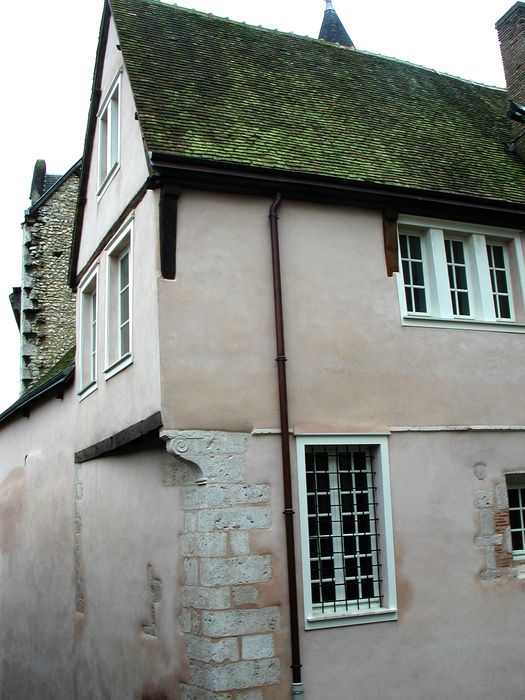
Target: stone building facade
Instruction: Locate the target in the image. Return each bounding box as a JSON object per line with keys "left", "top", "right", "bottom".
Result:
{"left": 19, "top": 160, "right": 80, "bottom": 391}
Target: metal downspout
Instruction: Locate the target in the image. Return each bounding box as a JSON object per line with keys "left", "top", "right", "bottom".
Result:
{"left": 269, "top": 193, "right": 304, "bottom": 697}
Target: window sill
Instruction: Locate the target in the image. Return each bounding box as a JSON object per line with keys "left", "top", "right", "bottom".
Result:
{"left": 77, "top": 381, "right": 97, "bottom": 401}
{"left": 96, "top": 162, "right": 120, "bottom": 202}
{"left": 104, "top": 353, "right": 133, "bottom": 380}
{"left": 305, "top": 607, "right": 397, "bottom": 629}
{"left": 401, "top": 315, "right": 525, "bottom": 334}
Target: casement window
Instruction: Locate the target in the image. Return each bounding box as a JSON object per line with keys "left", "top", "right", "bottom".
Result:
{"left": 105, "top": 219, "right": 133, "bottom": 378}
{"left": 97, "top": 71, "right": 121, "bottom": 195}
{"left": 397, "top": 216, "right": 525, "bottom": 331}
{"left": 506, "top": 475, "right": 525, "bottom": 560}
{"left": 296, "top": 435, "right": 397, "bottom": 629}
{"left": 78, "top": 265, "right": 99, "bottom": 398}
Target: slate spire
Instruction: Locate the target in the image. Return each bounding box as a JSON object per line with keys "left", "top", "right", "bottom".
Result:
{"left": 319, "top": 0, "right": 354, "bottom": 48}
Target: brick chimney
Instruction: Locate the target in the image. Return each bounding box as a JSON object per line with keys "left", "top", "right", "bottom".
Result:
{"left": 496, "top": 2, "right": 525, "bottom": 157}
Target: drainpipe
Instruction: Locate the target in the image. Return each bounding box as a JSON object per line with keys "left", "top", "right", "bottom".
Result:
{"left": 269, "top": 193, "right": 304, "bottom": 697}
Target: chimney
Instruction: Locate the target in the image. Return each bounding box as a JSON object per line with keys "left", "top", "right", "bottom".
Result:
{"left": 496, "top": 3, "right": 525, "bottom": 157}
{"left": 30, "top": 159, "right": 46, "bottom": 204}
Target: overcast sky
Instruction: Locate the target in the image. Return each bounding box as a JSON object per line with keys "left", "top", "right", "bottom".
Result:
{"left": 0, "top": 0, "right": 515, "bottom": 412}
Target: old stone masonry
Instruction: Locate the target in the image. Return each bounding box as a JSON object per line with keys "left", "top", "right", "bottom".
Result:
{"left": 161, "top": 430, "right": 281, "bottom": 700}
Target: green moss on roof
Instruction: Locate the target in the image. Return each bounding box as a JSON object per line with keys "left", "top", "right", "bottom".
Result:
{"left": 110, "top": 0, "right": 525, "bottom": 205}
{"left": 25, "top": 346, "right": 75, "bottom": 395}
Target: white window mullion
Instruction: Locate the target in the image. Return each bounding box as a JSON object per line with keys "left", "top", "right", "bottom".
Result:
{"left": 427, "top": 228, "right": 454, "bottom": 318}
{"left": 472, "top": 234, "right": 496, "bottom": 322}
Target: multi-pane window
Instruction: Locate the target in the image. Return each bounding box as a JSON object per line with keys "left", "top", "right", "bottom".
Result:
{"left": 78, "top": 266, "right": 98, "bottom": 396}
{"left": 105, "top": 219, "right": 133, "bottom": 377}
{"left": 118, "top": 249, "right": 130, "bottom": 357}
{"left": 397, "top": 217, "right": 523, "bottom": 329}
{"left": 487, "top": 243, "right": 511, "bottom": 320}
{"left": 98, "top": 72, "right": 121, "bottom": 192}
{"left": 399, "top": 233, "right": 427, "bottom": 313}
{"left": 507, "top": 482, "right": 525, "bottom": 558}
{"left": 297, "top": 435, "right": 397, "bottom": 629}
{"left": 444, "top": 239, "right": 470, "bottom": 316}
{"left": 305, "top": 445, "right": 382, "bottom": 612}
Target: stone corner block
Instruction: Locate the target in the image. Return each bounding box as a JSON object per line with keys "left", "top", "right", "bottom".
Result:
{"left": 495, "top": 482, "right": 509, "bottom": 510}
{"left": 474, "top": 490, "right": 493, "bottom": 509}
{"left": 181, "top": 684, "right": 233, "bottom": 700}
{"left": 201, "top": 556, "right": 272, "bottom": 587}
{"left": 202, "top": 607, "right": 281, "bottom": 638}
{"left": 189, "top": 658, "right": 280, "bottom": 692}
{"left": 241, "top": 633, "right": 275, "bottom": 660}
{"left": 480, "top": 568, "right": 502, "bottom": 581}
{"left": 180, "top": 532, "right": 227, "bottom": 557}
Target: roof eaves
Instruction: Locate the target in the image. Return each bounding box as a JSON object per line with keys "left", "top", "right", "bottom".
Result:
{"left": 0, "top": 363, "right": 75, "bottom": 426}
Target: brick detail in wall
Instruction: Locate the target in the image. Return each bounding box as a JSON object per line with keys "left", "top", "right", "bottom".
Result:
{"left": 20, "top": 172, "right": 78, "bottom": 391}
{"left": 162, "top": 431, "right": 281, "bottom": 699}
{"left": 473, "top": 466, "right": 514, "bottom": 580}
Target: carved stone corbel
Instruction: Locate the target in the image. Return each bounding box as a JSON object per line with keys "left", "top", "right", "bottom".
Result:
{"left": 160, "top": 431, "right": 208, "bottom": 485}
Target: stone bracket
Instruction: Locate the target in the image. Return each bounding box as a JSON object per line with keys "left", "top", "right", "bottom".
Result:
{"left": 160, "top": 430, "right": 208, "bottom": 485}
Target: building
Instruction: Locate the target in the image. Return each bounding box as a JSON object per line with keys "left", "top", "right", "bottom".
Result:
{"left": 2, "top": 1, "right": 525, "bottom": 698}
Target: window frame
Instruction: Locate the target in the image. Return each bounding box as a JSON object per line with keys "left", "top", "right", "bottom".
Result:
{"left": 296, "top": 434, "right": 397, "bottom": 629}
{"left": 396, "top": 216, "right": 525, "bottom": 333}
{"left": 104, "top": 218, "right": 133, "bottom": 379}
{"left": 97, "top": 69, "right": 122, "bottom": 198}
{"left": 506, "top": 474, "right": 525, "bottom": 561}
{"left": 78, "top": 264, "right": 99, "bottom": 399}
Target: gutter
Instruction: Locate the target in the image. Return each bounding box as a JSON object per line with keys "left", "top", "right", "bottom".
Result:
{"left": 0, "top": 364, "right": 74, "bottom": 425}
{"left": 269, "top": 193, "right": 304, "bottom": 697}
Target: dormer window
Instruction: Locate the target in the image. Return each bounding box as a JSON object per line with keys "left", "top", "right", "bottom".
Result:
{"left": 97, "top": 71, "right": 121, "bottom": 196}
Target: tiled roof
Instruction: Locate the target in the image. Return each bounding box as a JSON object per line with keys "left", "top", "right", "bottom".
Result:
{"left": 109, "top": 0, "right": 525, "bottom": 205}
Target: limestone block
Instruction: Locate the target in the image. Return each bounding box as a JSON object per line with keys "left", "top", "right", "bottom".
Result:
{"left": 184, "top": 485, "right": 234, "bottom": 510}
{"left": 475, "top": 535, "right": 503, "bottom": 546}
{"left": 202, "top": 607, "right": 280, "bottom": 637}
{"left": 495, "top": 482, "right": 509, "bottom": 510}
{"left": 184, "top": 559, "right": 199, "bottom": 585}
{"left": 180, "top": 608, "right": 201, "bottom": 634}
{"left": 473, "top": 463, "right": 487, "bottom": 480}
{"left": 189, "top": 659, "right": 280, "bottom": 692}
{"left": 186, "top": 512, "right": 199, "bottom": 532}
{"left": 183, "top": 585, "right": 231, "bottom": 610}
{"left": 232, "top": 587, "right": 259, "bottom": 606}
{"left": 186, "top": 634, "right": 239, "bottom": 663}
{"left": 241, "top": 634, "right": 274, "bottom": 660}
{"left": 206, "top": 455, "right": 246, "bottom": 484}
{"left": 181, "top": 684, "right": 232, "bottom": 700}
{"left": 235, "top": 692, "right": 263, "bottom": 700}
{"left": 230, "top": 485, "right": 271, "bottom": 505}
{"left": 201, "top": 556, "right": 272, "bottom": 586}
{"left": 479, "top": 509, "right": 494, "bottom": 536}
{"left": 198, "top": 507, "right": 271, "bottom": 532}
{"left": 181, "top": 532, "right": 228, "bottom": 557}
{"left": 474, "top": 491, "right": 493, "bottom": 508}
{"left": 231, "top": 532, "right": 250, "bottom": 556}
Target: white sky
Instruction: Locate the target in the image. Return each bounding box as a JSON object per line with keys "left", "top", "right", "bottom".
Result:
{"left": 0, "top": 0, "right": 515, "bottom": 412}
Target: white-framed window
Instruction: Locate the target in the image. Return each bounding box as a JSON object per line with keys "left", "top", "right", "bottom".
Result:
{"left": 506, "top": 474, "right": 525, "bottom": 560}
{"left": 97, "top": 70, "right": 121, "bottom": 196}
{"left": 78, "top": 265, "right": 99, "bottom": 398}
{"left": 296, "top": 434, "right": 397, "bottom": 629}
{"left": 105, "top": 218, "right": 133, "bottom": 378}
{"left": 397, "top": 216, "right": 525, "bottom": 332}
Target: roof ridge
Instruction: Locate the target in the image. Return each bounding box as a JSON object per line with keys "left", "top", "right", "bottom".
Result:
{"left": 126, "top": 0, "right": 505, "bottom": 90}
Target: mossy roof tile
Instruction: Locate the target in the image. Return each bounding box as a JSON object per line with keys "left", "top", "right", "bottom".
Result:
{"left": 109, "top": 0, "right": 525, "bottom": 205}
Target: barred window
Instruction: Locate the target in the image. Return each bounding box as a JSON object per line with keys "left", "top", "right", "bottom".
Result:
{"left": 506, "top": 477, "right": 525, "bottom": 559}
{"left": 297, "top": 435, "right": 397, "bottom": 629}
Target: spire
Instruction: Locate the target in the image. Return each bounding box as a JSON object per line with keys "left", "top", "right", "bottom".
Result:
{"left": 319, "top": 0, "right": 354, "bottom": 48}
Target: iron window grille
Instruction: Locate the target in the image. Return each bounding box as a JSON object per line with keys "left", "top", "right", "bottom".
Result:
{"left": 305, "top": 444, "right": 383, "bottom": 613}
{"left": 297, "top": 435, "right": 397, "bottom": 629}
